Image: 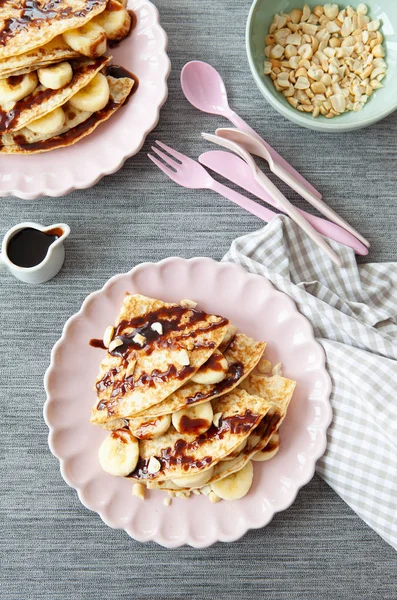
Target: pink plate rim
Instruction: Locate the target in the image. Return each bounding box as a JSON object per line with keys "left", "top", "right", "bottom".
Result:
{"left": 0, "top": 0, "right": 171, "bottom": 200}
{"left": 43, "top": 257, "right": 333, "bottom": 548}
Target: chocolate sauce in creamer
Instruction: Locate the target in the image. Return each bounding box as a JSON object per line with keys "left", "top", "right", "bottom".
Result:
{"left": 6, "top": 226, "right": 63, "bottom": 267}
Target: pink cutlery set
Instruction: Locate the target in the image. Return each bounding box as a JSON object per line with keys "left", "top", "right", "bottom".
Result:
{"left": 148, "top": 60, "right": 370, "bottom": 267}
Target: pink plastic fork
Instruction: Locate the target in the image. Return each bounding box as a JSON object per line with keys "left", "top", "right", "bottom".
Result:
{"left": 148, "top": 141, "right": 284, "bottom": 225}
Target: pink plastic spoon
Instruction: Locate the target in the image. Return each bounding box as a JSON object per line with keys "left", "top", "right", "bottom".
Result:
{"left": 180, "top": 60, "right": 322, "bottom": 201}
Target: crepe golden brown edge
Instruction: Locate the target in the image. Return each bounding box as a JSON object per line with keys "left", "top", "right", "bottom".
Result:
{"left": 0, "top": 0, "right": 108, "bottom": 60}
{"left": 0, "top": 0, "right": 132, "bottom": 77}
{"left": 91, "top": 294, "right": 296, "bottom": 503}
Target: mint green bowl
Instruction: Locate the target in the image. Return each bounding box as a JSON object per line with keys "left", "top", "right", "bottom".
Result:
{"left": 246, "top": 0, "right": 397, "bottom": 131}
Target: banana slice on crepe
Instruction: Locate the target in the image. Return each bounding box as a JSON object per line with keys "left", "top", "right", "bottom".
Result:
{"left": 220, "top": 438, "right": 247, "bottom": 461}
{"left": 0, "top": 72, "right": 38, "bottom": 104}
{"left": 172, "top": 401, "right": 213, "bottom": 435}
{"left": 218, "top": 325, "right": 238, "bottom": 353}
{"left": 69, "top": 72, "right": 110, "bottom": 112}
{"left": 26, "top": 107, "right": 66, "bottom": 135}
{"left": 63, "top": 22, "right": 107, "bottom": 58}
{"left": 98, "top": 429, "right": 139, "bottom": 477}
{"left": 94, "top": 0, "right": 132, "bottom": 41}
{"left": 129, "top": 414, "right": 171, "bottom": 440}
{"left": 171, "top": 467, "right": 214, "bottom": 489}
{"left": 38, "top": 62, "right": 73, "bottom": 90}
{"left": 190, "top": 350, "right": 228, "bottom": 385}
{"left": 251, "top": 432, "right": 280, "bottom": 462}
{"left": 210, "top": 461, "right": 254, "bottom": 501}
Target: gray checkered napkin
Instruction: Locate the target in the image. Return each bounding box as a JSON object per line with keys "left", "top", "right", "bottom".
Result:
{"left": 223, "top": 216, "right": 397, "bottom": 551}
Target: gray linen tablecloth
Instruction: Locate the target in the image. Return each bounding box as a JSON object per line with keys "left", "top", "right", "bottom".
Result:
{"left": 1, "top": 1, "right": 396, "bottom": 598}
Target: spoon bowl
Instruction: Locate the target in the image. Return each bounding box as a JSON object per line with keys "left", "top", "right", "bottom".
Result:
{"left": 181, "top": 61, "right": 231, "bottom": 117}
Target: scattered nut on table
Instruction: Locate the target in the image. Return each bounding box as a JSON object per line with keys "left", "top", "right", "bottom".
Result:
{"left": 264, "top": 4, "right": 387, "bottom": 118}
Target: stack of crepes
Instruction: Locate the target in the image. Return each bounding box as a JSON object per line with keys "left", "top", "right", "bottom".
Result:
{"left": 90, "top": 294, "right": 296, "bottom": 503}
{"left": 0, "top": 0, "right": 135, "bottom": 154}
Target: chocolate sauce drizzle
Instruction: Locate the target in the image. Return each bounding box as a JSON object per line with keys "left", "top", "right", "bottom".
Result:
{"left": 94, "top": 304, "right": 228, "bottom": 415}
{"left": 131, "top": 410, "right": 262, "bottom": 479}
{"left": 185, "top": 362, "right": 244, "bottom": 405}
{"left": 0, "top": 0, "right": 105, "bottom": 45}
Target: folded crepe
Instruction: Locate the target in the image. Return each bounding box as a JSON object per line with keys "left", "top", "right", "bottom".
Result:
{"left": 0, "top": 36, "right": 80, "bottom": 79}
{"left": 0, "top": 72, "right": 134, "bottom": 154}
{"left": 0, "top": 0, "right": 107, "bottom": 60}
{"left": 148, "top": 373, "right": 295, "bottom": 491}
{"left": 130, "top": 333, "right": 266, "bottom": 420}
{"left": 207, "top": 373, "right": 295, "bottom": 485}
{"left": 90, "top": 294, "right": 230, "bottom": 424}
{"left": 239, "top": 370, "right": 296, "bottom": 415}
{"left": 130, "top": 388, "right": 273, "bottom": 482}
{"left": 0, "top": 56, "right": 110, "bottom": 133}
{"left": 0, "top": 1, "right": 133, "bottom": 78}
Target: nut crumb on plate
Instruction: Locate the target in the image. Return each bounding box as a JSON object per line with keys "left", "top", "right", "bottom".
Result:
{"left": 132, "top": 483, "right": 146, "bottom": 500}
{"left": 209, "top": 491, "right": 221, "bottom": 503}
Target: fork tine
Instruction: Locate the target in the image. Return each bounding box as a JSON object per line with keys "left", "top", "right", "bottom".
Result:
{"left": 151, "top": 146, "right": 181, "bottom": 169}
{"left": 155, "top": 140, "right": 187, "bottom": 163}
{"left": 147, "top": 153, "right": 178, "bottom": 179}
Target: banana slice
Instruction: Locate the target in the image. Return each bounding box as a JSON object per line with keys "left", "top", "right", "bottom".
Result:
{"left": 25, "top": 106, "right": 66, "bottom": 135}
{"left": 221, "top": 438, "right": 247, "bottom": 461}
{"left": 172, "top": 401, "right": 213, "bottom": 435}
{"left": 38, "top": 62, "right": 73, "bottom": 90}
{"left": 0, "top": 71, "right": 38, "bottom": 104}
{"left": 94, "top": 3, "right": 131, "bottom": 41}
{"left": 252, "top": 432, "right": 280, "bottom": 462}
{"left": 98, "top": 429, "right": 139, "bottom": 477}
{"left": 62, "top": 22, "right": 107, "bottom": 58}
{"left": 219, "top": 324, "right": 238, "bottom": 352}
{"left": 210, "top": 461, "right": 254, "bottom": 501}
{"left": 129, "top": 414, "right": 171, "bottom": 440}
{"left": 69, "top": 72, "right": 109, "bottom": 113}
{"left": 171, "top": 466, "right": 214, "bottom": 489}
{"left": 190, "top": 350, "right": 228, "bottom": 385}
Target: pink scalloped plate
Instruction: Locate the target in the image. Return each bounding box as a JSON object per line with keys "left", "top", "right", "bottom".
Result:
{"left": 0, "top": 0, "right": 170, "bottom": 200}
{"left": 44, "top": 257, "right": 332, "bottom": 548}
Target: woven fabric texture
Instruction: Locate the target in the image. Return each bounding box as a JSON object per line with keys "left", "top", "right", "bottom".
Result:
{"left": 224, "top": 216, "right": 397, "bottom": 551}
